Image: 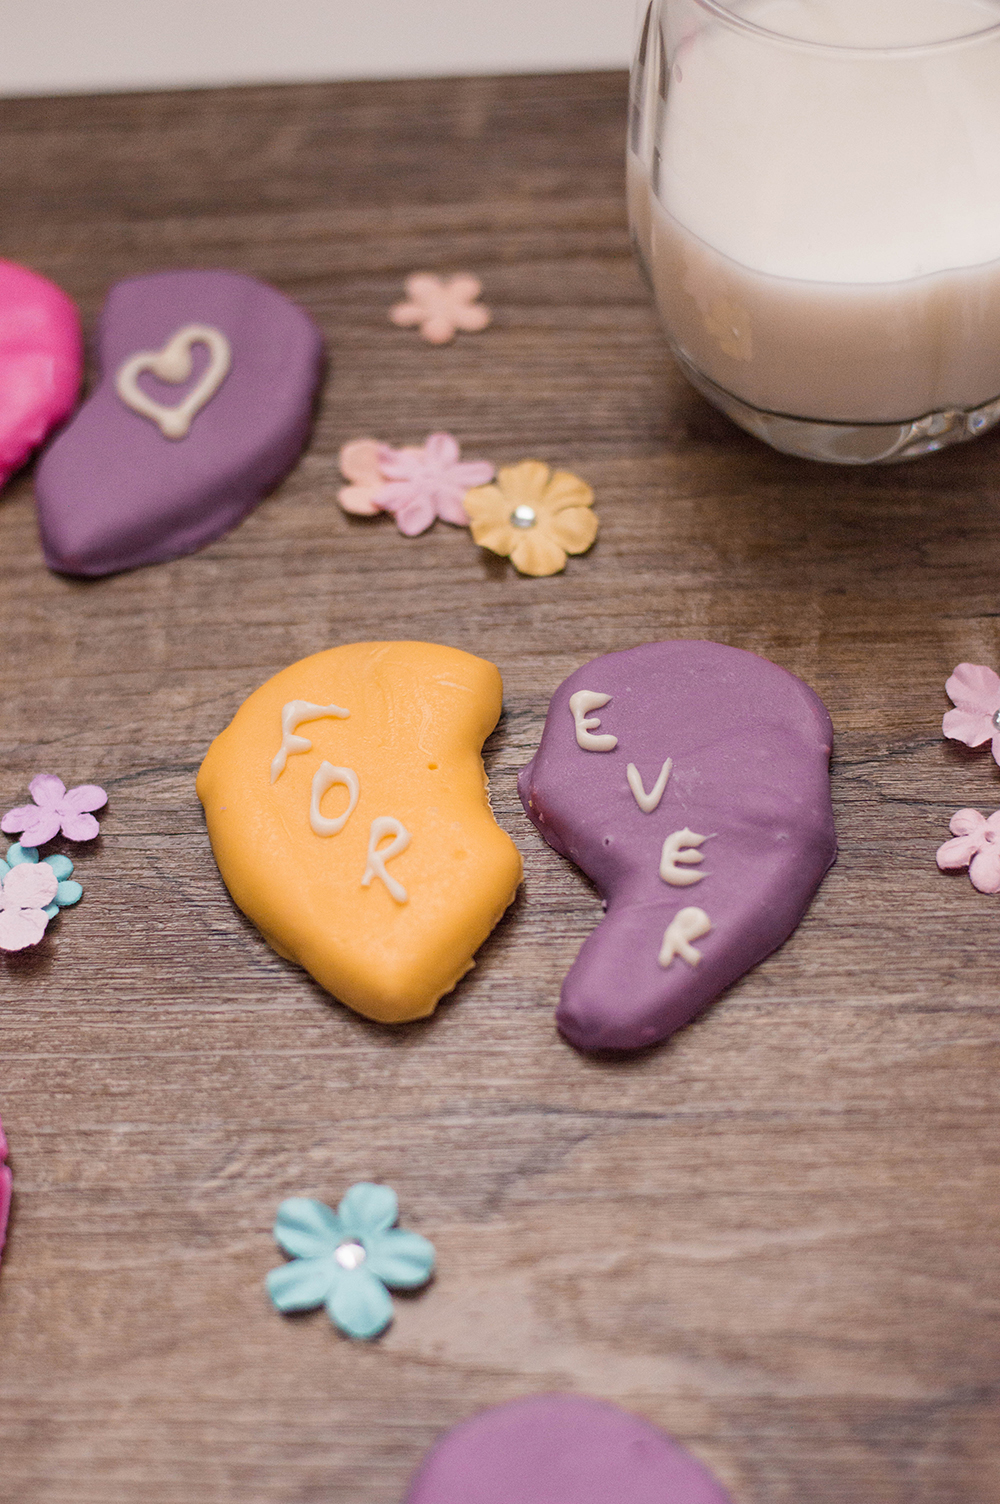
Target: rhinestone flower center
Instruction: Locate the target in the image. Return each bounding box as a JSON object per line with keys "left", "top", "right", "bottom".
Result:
{"left": 992, "top": 708, "right": 1000, "bottom": 729}
{"left": 334, "top": 1239, "right": 367, "bottom": 1270}
{"left": 510, "top": 504, "right": 537, "bottom": 529}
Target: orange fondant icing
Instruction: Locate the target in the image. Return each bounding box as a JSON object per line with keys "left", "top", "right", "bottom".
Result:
{"left": 196, "top": 641, "right": 522, "bottom": 1023}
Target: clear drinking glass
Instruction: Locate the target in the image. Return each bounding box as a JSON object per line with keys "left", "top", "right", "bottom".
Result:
{"left": 628, "top": 0, "right": 1000, "bottom": 463}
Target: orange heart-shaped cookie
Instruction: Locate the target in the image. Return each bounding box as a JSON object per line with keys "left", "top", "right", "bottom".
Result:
{"left": 196, "top": 641, "right": 522, "bottom": 1022}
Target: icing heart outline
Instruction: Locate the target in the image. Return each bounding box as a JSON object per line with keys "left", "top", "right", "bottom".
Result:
{"left": 115, "top": 323, "right": 231, "bottom": 439}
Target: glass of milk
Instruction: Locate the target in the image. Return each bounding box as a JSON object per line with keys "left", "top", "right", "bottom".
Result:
{"left": 629, "top": 0, "right": 1000, "bottom": 462}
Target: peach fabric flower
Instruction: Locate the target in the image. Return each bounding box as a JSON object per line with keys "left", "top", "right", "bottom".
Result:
{"left": 337, "top": 438, "right": 386, "bottom": 516}
{"left": 390, "top": 273, "right": 491, "bottom": 345}
{"left": 463, "top": 460, "right": 598, "bottom": 577}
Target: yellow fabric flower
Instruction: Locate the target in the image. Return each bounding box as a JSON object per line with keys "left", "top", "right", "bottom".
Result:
{"left": 463, "top": 460, "right": 598, "bottom": 576}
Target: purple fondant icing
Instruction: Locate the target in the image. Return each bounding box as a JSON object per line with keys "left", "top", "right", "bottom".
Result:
{"left": 0, "top": 1116, "right": 10, "bottom": 1270}
{"left": 518, "top": 640, "right": 836, "bottom": 1051}
{"left": 34, "top": 270, "right": 324, "bottom": 575}
{"left": 403, "top": 1394, "right": 733, "bottom": 1504}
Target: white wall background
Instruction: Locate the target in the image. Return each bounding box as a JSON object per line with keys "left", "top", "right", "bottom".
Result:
{"left": 0, "top": 0, "right": 637, "bottom": 97}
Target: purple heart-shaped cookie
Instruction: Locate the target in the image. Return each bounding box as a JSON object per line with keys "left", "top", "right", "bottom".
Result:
{"left": 519, "top": 640, "right": 837, "bottom": 1051}
{"left": 35, "top": 270, "right": 324, "bottom": 575}
{"left": 0, "top": 1115, "right": 10, "bottom": 1271}
{"left": 0, "top": 258, "right": 82, "bottom": 488}
{"left": 403, "top": 1394, "right": 733, "bottom": 1503}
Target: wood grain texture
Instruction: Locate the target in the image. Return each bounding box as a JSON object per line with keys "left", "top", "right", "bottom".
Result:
{"left": 0, "top": 70, "right": 998, "bottom": 1504}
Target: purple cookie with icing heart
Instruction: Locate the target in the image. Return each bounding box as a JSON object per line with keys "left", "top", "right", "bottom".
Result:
{"left": 519, "top": 640, "right": 836, "bottom": 1051}
{"left": 403, "top": 1394, "right": 733, "bottom": 1504}
{"left": 0, "top": 1116, "right": 10, "bottom": 1271}
{"left": 34, "top": 270, "right": 324, "bottom": 575}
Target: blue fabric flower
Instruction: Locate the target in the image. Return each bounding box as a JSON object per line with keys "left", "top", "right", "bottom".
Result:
{"left": 0, "top": 844, "right": 83, "bottom": 918}
{"left": 266, "top": 1183, "right": 435, "bottom": 1340}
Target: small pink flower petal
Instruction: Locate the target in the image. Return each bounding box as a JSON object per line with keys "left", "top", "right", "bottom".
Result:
{"left": 27, "top": 774, "right": 66, "bottom": 808}
{"left": 451, "top": 460, "right": 495, "bottom": 489}
{"left": 453, "top": 303, "right": 491, "bottom": 333}
{"left": 62, "top": 784, "right": 107, "bottom": 815}
{"left": 339, "top": 439, "right": 385, "bottom": 487}
{"left": 59, "top": 810, "right": 100, "bottom": 842}
{"left": 391, "top": 494, "right": 438, "bottom": 536}
{"left": 444, "top": 274, "right": 482, "bottom": 301}
{"left": 377, "top": 445, "right": 422, "bottom": 482}
{"left": 968, "top": 846, "right": 1000, "bottom": 893}
{"left": 2, "top": 807, "right": 61, "bottom": 846}
{"left": 945, "top": 662, "right": 1000, "bottom": 714}
{"left": 435, "top": 491, "right": 471, "bottom": 527}
{"left": 1, "top": 803, "right": 37, "bottom": 835}
{"left": 389, "top": 301, "right": 423, "bottom": 329}
{"left": 424, "top": 431, "right": 460, "bottom": 467}
{"left": 404, "top": 273, "right": 442, "bottom": 302}
{"left": 949, "top": 808, "right": 988, "bottom": 837}
{"left": 420, "top": 317, "right": 459, "bottom": 345}
{"left": 936, "top": 834, "right": 983, "bottom": 870}
{"left": 0, "top": 906, "right": 49, "bottom": 952}
{"left": 942, "top": 708, "right": 994, "bottom": 747}
{"left": 3, "top": 861, "right": 57, "bottom": 906}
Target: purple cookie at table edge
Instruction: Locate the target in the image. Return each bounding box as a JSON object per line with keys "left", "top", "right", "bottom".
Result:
{"left": 0, "top": 1116, "right": 10, "bottom": 1269}
{"left": 518, "top": 640, "right": 837, "bottom": 1052}
{"left": 34, "top": 269, "right": 324, "bottom": 576}
{"left": 403, "top": 1393, "right": 733, "bottom": 1504}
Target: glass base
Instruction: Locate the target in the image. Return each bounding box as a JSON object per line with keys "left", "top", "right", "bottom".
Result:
{"left": 673, "top": 349, "right": 1000, "bottom": 464}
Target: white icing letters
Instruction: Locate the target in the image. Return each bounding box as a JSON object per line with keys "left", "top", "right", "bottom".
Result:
{"left": 659, "top": 828, "right": 708, "bottom": 886}
{"left": 309, "top": 763, "right": 359, "bottom": 837}
{"left": 361, "top": 817, "right": 411, "bottom": 904}
{"left": 627, "top": 758, "right": 672, "bottom": 813}
{"left": 658, "top": 907, "right": 712, "bottom": 968}
{"left": 271, "top": 700, "right": 350, "bottom": 783}
{"left": 569, "top": 690, "right": 617, "bottom": 752}
{"left": 115, "top": 324, "right": 232, "bottom": 439}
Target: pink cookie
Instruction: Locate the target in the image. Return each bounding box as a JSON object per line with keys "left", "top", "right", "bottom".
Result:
{"left": 403, "top": 1394, "right": 733, "bottom": 1504}
{"left": 0, "top": 259, "right": 82, "bottom": 487}
{"left": 0, "top": 1116, "right": 10, "bottom": 1269}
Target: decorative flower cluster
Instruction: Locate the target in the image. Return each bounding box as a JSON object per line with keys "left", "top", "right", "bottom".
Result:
{"left": 938, "top": 664, "right": 1000, "bottom": 892}
{"left": 0, "top": 775, "right": 105, "bottom": 951}
{"left": 338, "top": 433, "right": 598, "bottom": 577}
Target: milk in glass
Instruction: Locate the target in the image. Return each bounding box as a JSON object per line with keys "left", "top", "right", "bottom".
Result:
{"left": 629, "top": 0, "right": 1000, "bottom": 423}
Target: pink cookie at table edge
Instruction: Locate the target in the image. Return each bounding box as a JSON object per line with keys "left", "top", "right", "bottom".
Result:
{"left": 0, "top": 1116, "right": 10, "bottom": 1268}
{"left": 0, "top": 259, "right": 82, "bottom": 486}
{"left": 402, "top": 1393, "right": 733, "bottom": 1504}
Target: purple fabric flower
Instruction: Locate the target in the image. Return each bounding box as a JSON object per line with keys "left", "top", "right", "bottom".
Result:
{"left": 936, "top": 808, "right": 1000, "bottom": 893}
{"left": 1, "top": 774, "right": 107, "bottom": 846}
{"left": 372, "top": 432, "right": 494, "bottom": 537}
{"left": 942, "top": 663, "right": 1000, "bottom": 765}
{"left": 0, "top": 860, "right": 57, "bottom": 950}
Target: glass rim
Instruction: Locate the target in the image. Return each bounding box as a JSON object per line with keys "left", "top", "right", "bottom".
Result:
{"left": 688, "top": 0, "right": 1000, "bottom": 55}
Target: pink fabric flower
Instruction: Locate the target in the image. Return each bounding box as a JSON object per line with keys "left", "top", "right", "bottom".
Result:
{"left": 337, "top": 438, "right": 386, "bottom": 516}
{"left": 1, "top": 774, "right": 107, "bottom": 846}
{"left": 0, "top": 860, "right": 57, "bottom": 950}
{"left": 942, "top": 663, "right": 1000, "bottom": 764}
{"left": 936, "top": 808, "right": 1000, "bottom": 893}
{"left": 389, "top": 273, "right": 491, "bottom": 345}
{"left": 372, "top": 432, "right": 495, "bottom": 537}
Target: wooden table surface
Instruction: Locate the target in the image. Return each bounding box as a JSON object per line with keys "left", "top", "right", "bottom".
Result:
{"left": 0, "top": 70, "right": 998, "bottom": 1504}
